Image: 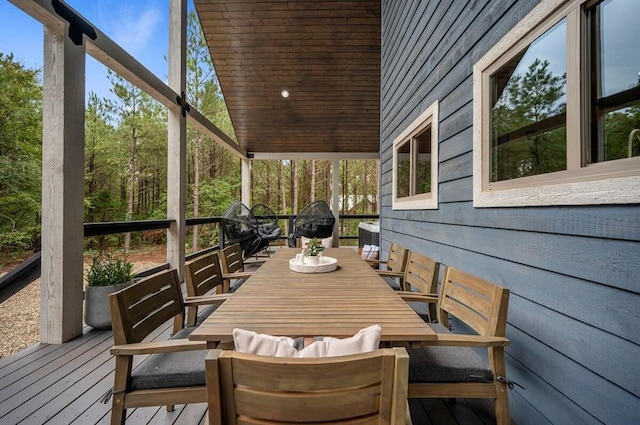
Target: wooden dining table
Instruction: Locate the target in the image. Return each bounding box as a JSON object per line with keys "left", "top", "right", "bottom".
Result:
{"left": 189, "top": 247, "right": 436, "bottom": 348}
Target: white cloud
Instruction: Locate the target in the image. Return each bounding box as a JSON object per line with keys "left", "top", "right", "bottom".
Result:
{"left": 111, "top": 5, "right": 162, "bottom": 55}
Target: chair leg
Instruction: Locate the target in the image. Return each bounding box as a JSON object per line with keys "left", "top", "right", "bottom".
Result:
{"left": 495, "top": 386, "right": 510, "bottom": 425}
{"left": 111, "top": 356, "right": 131, "bottom": 425}
{"left": 110, "top": 405, "right": 126, "bottom": 425}
{"left": 491, "top": 347, "right": 510, "bottom": 425}
{"left": 222, "top": 279, "right": 231, "bottom": 293}
{"left": 186, "top": 305, "right": 198, "bottom": 327}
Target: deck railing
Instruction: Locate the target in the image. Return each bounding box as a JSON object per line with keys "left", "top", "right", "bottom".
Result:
{"left": 0, "top": 213, "right": 378, "bottom": 300}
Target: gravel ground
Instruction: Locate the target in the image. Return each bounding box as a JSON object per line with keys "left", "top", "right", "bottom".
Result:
{"left": 0, "top": 251, "right": 166, "bottom": 359}
{"left": 0, "top": 279, "right": 41, "bottom": 359}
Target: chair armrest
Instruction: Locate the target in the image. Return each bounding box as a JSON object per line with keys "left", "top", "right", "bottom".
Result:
{"left": 377, "top": 270, "right": 404, "bottom": 279}
{"left": 222, "top": 271, "right": 253, "bottom": 280}
{"left": 184, "top": 293, "right": 232, "bottom": 306}
{"left": 431, "top": 334, "right": 510, "bottom": 347}
{"left": 110, "top": 339, "right": 207, "bottom": 356}
{"left": 365, "top": 259, "right": 386, "bottom": 265}
{"left": 398, "top": 292, "right": 438, "bottom": 303}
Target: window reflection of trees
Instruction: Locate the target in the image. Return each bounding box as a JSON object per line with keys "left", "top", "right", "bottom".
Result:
{"left": 491, "top": 58, "right": 567, "bottom": 182}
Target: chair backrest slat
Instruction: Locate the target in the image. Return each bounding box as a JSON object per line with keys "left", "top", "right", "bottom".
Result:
{"left": 220, "top": 244, "right": 244, "bottom": 274}
{"left": 439, "top": 267, "right": 509, "bottom": 337}
{"left": 109, "top": 269, "right": 185, "bottom": 345}
{"left": 185, "top": 251, "right": 224, "bottom": 297}
{"left": 386, "top": 243, "right": 408, "bottom": 273}
{"left": 403, "top": 251, "right": 439, "bottom": 294}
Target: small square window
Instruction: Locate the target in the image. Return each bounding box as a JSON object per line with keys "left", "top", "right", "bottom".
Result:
{"left": 392, "top": 100, "right": 438, "bottom": 210}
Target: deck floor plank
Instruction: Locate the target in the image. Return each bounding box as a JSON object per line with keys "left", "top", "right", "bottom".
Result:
{"left": 0, "top": 331, "right": 108, "bottom": 392}
{"left": 0, "top": 332, "right": 114, "bottom": 422}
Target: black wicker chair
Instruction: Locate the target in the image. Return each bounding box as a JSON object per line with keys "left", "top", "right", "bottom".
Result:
{"left": 250, "top": 203, "right": 282, "bottom": 244}
{"left": 221, "top": 201, "right": 269, "bottom": 259}
{"left": 288, "top": 200, "right": 336, "bottom": 247}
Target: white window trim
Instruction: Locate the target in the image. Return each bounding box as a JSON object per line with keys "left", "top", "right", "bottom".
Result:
{"left": 472, "top": 0, "right": 640, "bottom": 207}
{"left": 392, "top": 100, "right": 439, "bottom": 210}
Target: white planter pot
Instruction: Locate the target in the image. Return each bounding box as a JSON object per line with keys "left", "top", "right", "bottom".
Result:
{"left": 84, "top": 280, "right": 133, "bottom": 329}
{"left": 306, "top": 255, "right": 320, "bottom": 265}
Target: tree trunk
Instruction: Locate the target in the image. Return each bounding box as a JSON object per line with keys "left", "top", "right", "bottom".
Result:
{"left": 192, "top": 131, "right": 201, "bottom": 252}
{"left": 292, "top": 160, "right": 299, "bottom": 214}
{"left": 124, "top": 128, "right": 137, "bottom": 253}
{"left": 311, "top": 160, "right": 316, "bottom": 202}
{"left": 279, "top": 160, "right": 286, "bottom": 213}
{"left": 341, "top": 160, "right": 347, "bottom": 214}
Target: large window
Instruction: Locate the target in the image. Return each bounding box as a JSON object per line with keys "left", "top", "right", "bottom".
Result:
{"left": 392, "top": 100, "right": 439, "bottom": 210}
{"left": 473, "top": 0, "right": 639, "bottom": 206}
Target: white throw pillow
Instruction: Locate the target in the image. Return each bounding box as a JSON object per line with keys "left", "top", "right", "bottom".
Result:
{"left": 233, "top": 324, "right": 382, "bottom": 358}
{"left": 231, "top": 330, "right": 299, "bottom": 357}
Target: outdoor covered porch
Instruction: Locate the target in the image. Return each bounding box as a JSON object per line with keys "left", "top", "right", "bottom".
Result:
{"left": 4, "top": 1, "right": 638, "bottom": 424}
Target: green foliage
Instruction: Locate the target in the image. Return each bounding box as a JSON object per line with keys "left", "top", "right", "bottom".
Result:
{"left": 86, "top": 253, "right": 133, "bottom": 287}
{"left": 0, "top": 227, "right": 38, "bottom": 252}
{"left": 199, "top": 177, "right": 241, "bottom": 216}
{"left": 305, "top": 238, "right": 325, "bottom": 256}
{"left": 602, "top": 103, "right": 640, "bottom": 161}
{"left": 0, "top": 53, "right": 42, "bottom": 254}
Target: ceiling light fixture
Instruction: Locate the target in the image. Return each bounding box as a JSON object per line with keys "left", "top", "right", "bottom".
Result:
{"left": 280, "top": 89, "right": 290, "bottom": 98}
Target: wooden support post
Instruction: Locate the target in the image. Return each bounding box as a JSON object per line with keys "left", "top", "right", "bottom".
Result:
{"left": 331, "top": 159, "right": 340, "bottom": 247}
{"left": 242, "top": 158, "right": 251, "bottom": 206}
{"left": 167, "top": 0, "right": 187, "bottom": 280}
{"left": 40, "top": 25, "right": 86, "bottom": 343}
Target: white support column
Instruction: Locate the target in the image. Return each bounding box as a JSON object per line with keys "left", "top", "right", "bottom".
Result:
{"left": 241, "top": 158, "right": 251, "bottom": 206}
{"left": 40, "top": 25, "right": 86, "bottom": 343}
{"left": 331, "top": 160, "right": 340, "bottom": 247}
{"left": 167, "top": 0, "right": 187, "bottom": 280}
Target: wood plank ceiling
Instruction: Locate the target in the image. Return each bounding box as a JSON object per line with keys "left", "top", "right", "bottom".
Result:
{"left": 193, "top": 0, "right": 381, "bottom": 157}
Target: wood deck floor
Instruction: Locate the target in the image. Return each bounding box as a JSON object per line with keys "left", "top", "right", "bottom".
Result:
{"left": 0, "top": 253, "right": 498, "bottom": 425}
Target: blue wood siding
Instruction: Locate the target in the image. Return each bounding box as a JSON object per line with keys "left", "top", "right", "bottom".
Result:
{"left": 380, "top": 1, "right": 640, "bottom": 424}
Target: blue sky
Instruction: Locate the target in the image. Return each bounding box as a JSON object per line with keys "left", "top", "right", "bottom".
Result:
{"left": 0, "top": 0, "right": 194, "bottom": 101}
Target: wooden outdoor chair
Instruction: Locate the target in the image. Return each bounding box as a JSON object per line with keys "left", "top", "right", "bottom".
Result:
{"left": 367, "top": 243, "right": 409, "bottom": 290}
{"left": 401, "top": 267, "right": 511, "bottom": 425}
{"left": 219, "top": 243, "right": 253, "bottom": 293}
{"left": 396, "top": 251, "right": 442, "bottom": 322}
{"left": 108, "top": 269, "right": 209, "bottom": 425}
{"left": 205, "top": 347, "right": 412, "bottom": 425}
{"left": 184, "top": 251, "right": 233, "bottom": 327}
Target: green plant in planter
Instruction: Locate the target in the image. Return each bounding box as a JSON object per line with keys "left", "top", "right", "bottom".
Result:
{"left": 306, "top": 238, "right": 325, "bottom": 256}
{"left": 86, "top": 256, "right": 134, "bottom": 287}
{"left": 85, "top": 253, "right": 134, "bottom": 329}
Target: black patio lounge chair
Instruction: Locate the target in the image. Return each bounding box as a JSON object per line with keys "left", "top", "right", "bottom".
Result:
{"left": 288, "top": 200, "right": 336, "bottom": 247}
{"left": 220, "top": 201, "right": 269, "bottom": 259}
{"left": 250, "top": 203, "right": 282, "bottom": 245}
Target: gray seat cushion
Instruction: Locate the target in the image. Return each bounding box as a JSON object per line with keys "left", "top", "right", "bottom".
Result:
{"left": 407, "top": 323, "right": 493, "bottom": 383}
{"left": 130, "top": 346, "right": 205, "bottom": 390}
{"left": 130, "top": 327, "right": 205, "bottom": 391}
